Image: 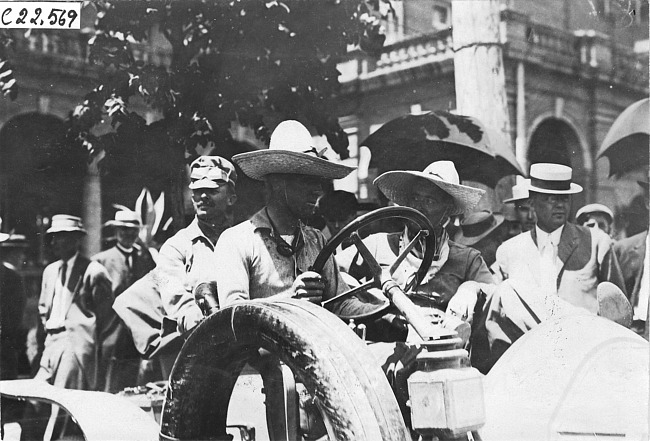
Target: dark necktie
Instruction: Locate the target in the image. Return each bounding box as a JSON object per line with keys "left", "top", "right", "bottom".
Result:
{"left": 60, "top": 261, "right": 68, "bottom": 288}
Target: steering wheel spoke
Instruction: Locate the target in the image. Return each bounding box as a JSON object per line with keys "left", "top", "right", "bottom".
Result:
{"left": 322, "top": 278, "right": 377, "bottom": 308}
{"left": 388, "top": 229, "right": 429, "bottom": 276}
{"left": 349, "top": 231, "right": 383, "bottom": 280}
{"left": 311, "top": 207, "right": 437, "bottom": 323}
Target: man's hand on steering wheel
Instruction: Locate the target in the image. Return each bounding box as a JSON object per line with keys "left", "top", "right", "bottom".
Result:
{"left": 292, "top": 270, "right": 325, "bottom": 304}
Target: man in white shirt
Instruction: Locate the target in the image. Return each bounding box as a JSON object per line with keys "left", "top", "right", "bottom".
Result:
{"left": 451, "top": 164, "right": 626, "bottom": 371}
{"left": 35, "top": 215, "right": 113, "bottom": 437}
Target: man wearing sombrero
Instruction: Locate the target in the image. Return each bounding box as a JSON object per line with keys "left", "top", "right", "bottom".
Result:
{"left": 92, "top": 210, "right": 155, "bottom": 392}
{"left": 215, "top": 120, "right": 356, "bottom": 307}
{"left": 35, "top": 215, "right": 113, "bottom": 437}
{"left": 338, "top": 160, "right": 494, "bottom": 315}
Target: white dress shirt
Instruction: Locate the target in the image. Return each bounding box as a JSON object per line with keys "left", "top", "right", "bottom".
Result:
{"left": 45, "top": 253, "right": 78, "bottom": 330}
{"left": 536, "top": 225, "right": 564, "bottom": 294}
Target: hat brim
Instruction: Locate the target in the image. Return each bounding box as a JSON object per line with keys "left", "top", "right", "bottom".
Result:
{"left": 528, "top": 183, "right": 582, "bottom": 195}
{"left": 104, "top": 221, "right": 141, "bottom": 228}
{"left": 188, "top": 178, "right": 231, "bottom": 190}
{"left": 0, "top": 233, "right": 29, "bottom": 247}
{"left": 46, "top": 227, "right": 87, "bottom": 235}
{"left": 233, "top": 150, "right": 355, "bottom": 181}
{"left": 374, "top": 171, "right": 485, "bottom": 216}
{"left": 503, "top": 195, "right": 529, "bottom": 204}
{"left": 454, "top": 214, "right": 505, "bottom": 246}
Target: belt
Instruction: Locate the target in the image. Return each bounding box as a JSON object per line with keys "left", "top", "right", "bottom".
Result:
{"left": 46, "top": 327, "right": 66, "bottom": 335}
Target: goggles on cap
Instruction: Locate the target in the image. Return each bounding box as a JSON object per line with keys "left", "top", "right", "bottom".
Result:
{"left": 189, "top": 156, "right": 237, "bottom": 189}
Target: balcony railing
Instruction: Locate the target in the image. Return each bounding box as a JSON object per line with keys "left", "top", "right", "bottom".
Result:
{"left": 340, "top": 8, "right": 648, "bottom": 92}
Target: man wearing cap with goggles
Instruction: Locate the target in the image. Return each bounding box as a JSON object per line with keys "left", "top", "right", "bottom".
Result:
{"left": 456, "top": 164, "right": 627, "bottom": 371}
{"left": 215, "top": 120, "right": 358, "bottom": 308}
{"left": 35, "top": 215, "right": 113, "bottom": 437}
{"left": 92, "top": 210, "right": 156, "bottom": 392}
{"left": 155, "top": 156, "right": 238, "bottom": 335}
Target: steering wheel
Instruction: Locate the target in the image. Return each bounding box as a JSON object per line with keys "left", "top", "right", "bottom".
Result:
{"left": 310, "top": 206, "right": 437, "bottom": 322}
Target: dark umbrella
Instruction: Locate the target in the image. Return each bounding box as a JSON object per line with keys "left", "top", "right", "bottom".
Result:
{"left": 597, "top": 98, "right": 649, "bottom": 177}
{"left": 360, "top": 111, "right": 525, "bottom": 187}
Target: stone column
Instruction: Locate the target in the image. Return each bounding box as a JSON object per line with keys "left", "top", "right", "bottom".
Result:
{"left": 82, "top": 154, "right": 102, "bottom": 256}
{"left": 452, "top": 0, "right": 512, "bottom": 210}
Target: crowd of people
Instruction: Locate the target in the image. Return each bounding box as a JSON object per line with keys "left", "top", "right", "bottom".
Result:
{"left": 1, "top": 119, "right": 648, "bottom": 438}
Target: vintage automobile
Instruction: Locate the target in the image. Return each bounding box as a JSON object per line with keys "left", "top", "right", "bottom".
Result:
{"left": 2, "top": 207, "right": 648, "bottom": 441}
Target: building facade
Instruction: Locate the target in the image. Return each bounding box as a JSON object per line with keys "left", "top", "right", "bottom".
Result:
{"left": 333, "top": 0, "right": 648, "bottom": 223}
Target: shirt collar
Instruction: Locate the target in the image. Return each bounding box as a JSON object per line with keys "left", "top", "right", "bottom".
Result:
{"left": 187, "top": 217, "right": 213, "bottom": 244}
{"left": 250, "top": 208, "right": 273, "bottom": 232}
{"left": 116, "top": 243, "right": 134, "bottom": 254}
{"left": 536, "top": 224, "right": 564, "bottom": 249}
{"left": 63, "top": 252, "right": 78, "bottom": 270}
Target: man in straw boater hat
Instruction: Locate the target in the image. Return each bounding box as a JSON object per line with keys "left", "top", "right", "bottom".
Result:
{"left": 155, "top": 156, "right": 238, "bottom": 336}
{"left": 35, "top": 215, "right": 113, "bottom": 438}
{"left": 215, "top": 120, "right": 359, "bottom": 307}
{"left": 502, "top": 177, "right": 536, "bottom": 235}
{"left": 452, "top": 163, "right": 629, "bottom": 372}
{"left": 92, "top": 210, "right": 155, "bottom": 392}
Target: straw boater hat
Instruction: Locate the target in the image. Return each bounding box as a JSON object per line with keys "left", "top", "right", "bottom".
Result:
{"left": 528, "top": 163, "right": 582, "bottom": 194}
{"left": 575, "top": 203, "right": 614, "bottom": 225}
{"left": 454, "top": 210, "right": 505, "bottom": 246}
{"left": 503, "top": 178, "right": 531, "bottom": 204}
{"left": 46, "top": 214, "right": 87, "bottom": 235}
{"left": 374, "top": 160, "right": 485, "bottom": 216}
{"left": 232, "top": 120, "right": 355, "bottom": 181}
{"left": 105, "top": 210, "right": 142, "bottom": 229}
{"left": 189, "top": 156, "right": 237, "bottom": 189}
{"left": 0, "top": 232, "right": 29, "bottom": 247}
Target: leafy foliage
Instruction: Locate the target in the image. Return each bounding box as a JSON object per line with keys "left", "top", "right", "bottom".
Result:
{"left": 71, "top": 0, "right": 390, "bottom": 164}
{"left": 0, "top": 30, "right": 18, "bottom": 101}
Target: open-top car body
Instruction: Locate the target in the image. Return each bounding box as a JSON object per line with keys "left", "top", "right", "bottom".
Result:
{"left": 2, "top": 207, "right": 647, "bottom": 441}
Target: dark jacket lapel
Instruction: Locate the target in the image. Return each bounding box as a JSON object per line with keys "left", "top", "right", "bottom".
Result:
{"left": 556, "top": 223, "right": 581, "bottom": 288}
{"left": 64, "top": 255, "right": 91, "bottom": 314}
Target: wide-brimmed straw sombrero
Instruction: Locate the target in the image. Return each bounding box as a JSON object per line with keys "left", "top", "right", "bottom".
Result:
{"left": 233, "top": 120, "right": 355, "bottom": 181}
{"left": 374, "top": 160, "right": 485, "bottom": 216}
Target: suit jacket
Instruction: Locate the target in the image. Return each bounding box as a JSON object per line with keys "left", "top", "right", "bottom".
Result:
{"left": 1, "top": 264, "right": 28, "bottom": 380}
{"left": 496, "top": 222, "right": 626, "bottom": 313}
{"left": 614, "top": 231, "right": 648, "bottom": 318}
{"left": 92, "top": 244, "right": 156, "bottom": 297}
{"left": 38, "top": 255, "right": 113, "bottom": 390}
